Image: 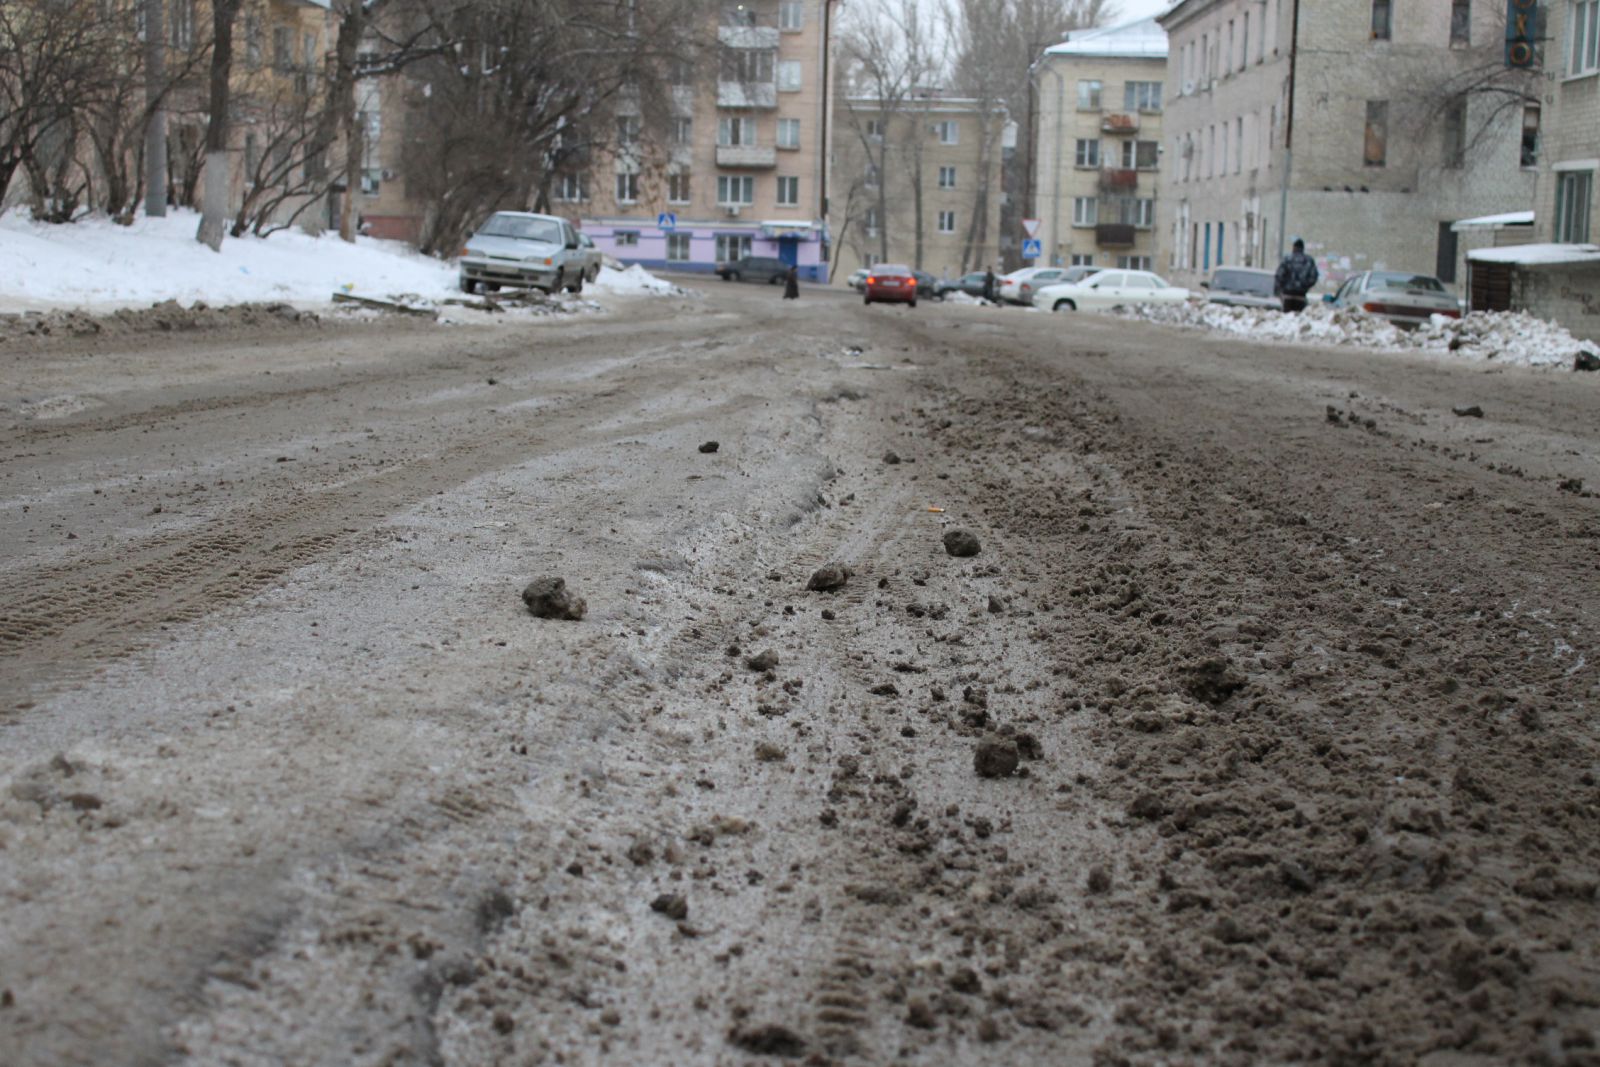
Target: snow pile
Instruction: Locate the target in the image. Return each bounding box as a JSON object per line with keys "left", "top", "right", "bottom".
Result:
{"left": 1122, "top": 301, "right": 1593, "bottom": 369}
{"left": 0, "top": 209, "right": 684, "bottom": 312}
{"left": 588, "top": 263, "right": 689, "bottom": 297}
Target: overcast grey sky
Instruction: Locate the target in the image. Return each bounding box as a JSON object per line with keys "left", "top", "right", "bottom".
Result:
{"left": 1115, "top": 0, "right": 1172, "bottom": 21}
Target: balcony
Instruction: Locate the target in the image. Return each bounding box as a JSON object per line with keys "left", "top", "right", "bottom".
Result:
{"left": 716, "top": 144, "right": 777, "bottom": 168}
{"left": 1101, "top": 112, "right": 1139, "bottom": 134}
{"left": 1098, "top": 167, "right": 1138, "bottom": 192}
{"left": 719, "top": 25, "right": 781, "bottom": 49}
{"left": 1095, "top": 223, "right": 1136, "bottom": 247}
{"left": 718, "top": 81, "right": 777, "bottom": 109}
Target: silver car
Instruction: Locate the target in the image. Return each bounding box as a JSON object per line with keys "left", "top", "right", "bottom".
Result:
{"left": 1203, "top": 267, "right": 1279, "bottom": 309}
{"left": 459, "top": 212, "right": 588, "bottom": 295}
{"left": 1324, "top": 270, "right": 1461, "bottom": 327}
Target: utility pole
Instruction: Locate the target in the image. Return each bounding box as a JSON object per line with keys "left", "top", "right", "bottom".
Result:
{"left": 1276, "top": 0, "right": 1300, "bottom": 261}
{"left": 143, "top": 0, "right": 166, "bottom": 217}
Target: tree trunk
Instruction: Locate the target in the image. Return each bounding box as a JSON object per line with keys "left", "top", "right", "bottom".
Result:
{"left": 143, "top": 0, "right": 167, "bottom": 218}
{"left": 196, "top": 0, "right": 240, "bottom": 250}
{"left": 331, "top": 2, "right": 367, "bottom": 242}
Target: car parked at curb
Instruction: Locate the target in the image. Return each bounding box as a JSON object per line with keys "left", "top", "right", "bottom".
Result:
{"left": 1037, "top": 269, "right": 1190, "bottom": 312}
{"left": 846, "top": 267, "right": 870, "bottom": 291}
{"left": 1202, "top": 266, "right": 1279, "bottom": 309}
{"left": 571, "top": 232, "right": 603, "bottom": 284}
{"left": 716, "top": 255, "right": 790, "bottom": 284}
{"left": 911, "top": 270, "right": 946, "bottom": 301}
{"left": 945, "top": 271, "right": 991, "bottom": 297}
{"left": 999, "top": 266, "right": 1071, "bottom": 306}
{"left": 458, "top": 211, "right": 589, "bottom": 295}
{"left": 863, "top": 263, "right": 918, "bottom": 307}
{"left": 1323, "top": 270, "right": 1461, "bottom": 328}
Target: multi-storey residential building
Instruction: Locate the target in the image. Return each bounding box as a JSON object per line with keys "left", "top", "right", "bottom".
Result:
{"left": 1158, "top": 0, "right": 1538, "bottom": 291}
{"left": 831, "top": 94, "right": 1006, "bottom": 281}
{"left": 1463, "top": 0, "right": 1600, "bottom": 341}
{"left": 1033, "top": 18, "right": 1168, "bottom": 273}
{"left": 574, "top": 0, "right": 841, "bottom": 281}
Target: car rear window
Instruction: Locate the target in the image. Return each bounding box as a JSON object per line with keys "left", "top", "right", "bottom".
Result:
{"left": 479, "top": 215, "right": 562, "bottom": 243}
{"left": 1213, "top": 270, "right": 1273, "bottom": 294}
{"left": 1370, "top": 271, "right": 1446, "bottom": 292}
{"left": 872, "top": 264, "right": 912, "bottom": 275}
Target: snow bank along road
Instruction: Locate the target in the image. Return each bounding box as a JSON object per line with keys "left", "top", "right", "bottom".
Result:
{"left": 2, "top": 284, "right": 1598, "bottom": 1066}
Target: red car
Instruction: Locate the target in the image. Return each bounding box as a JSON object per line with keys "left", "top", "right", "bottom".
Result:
{"left": 863, "top": 263, "right": 918, "bottom": 307}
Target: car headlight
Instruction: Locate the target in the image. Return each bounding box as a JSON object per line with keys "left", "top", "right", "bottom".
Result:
{"left": 524, "top": 256, "right": 553, "bottom": 266}
{"left": 460, "top": 246, "right": 481, "bottom": 258}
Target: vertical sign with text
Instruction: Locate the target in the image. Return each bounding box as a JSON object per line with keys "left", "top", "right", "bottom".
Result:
{"left": 1505, "top": 0, "right": 1538, "bottom": 69}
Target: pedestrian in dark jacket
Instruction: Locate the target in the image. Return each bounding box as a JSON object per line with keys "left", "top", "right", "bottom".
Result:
{"left": 783, "top": 265, "right": 799, "bottom": 299}
{"left": 982, "top": 266, "right": 998, "bottom": 304}
{"left": 1274, "top": 238, "right": 1319, "bottom": 313}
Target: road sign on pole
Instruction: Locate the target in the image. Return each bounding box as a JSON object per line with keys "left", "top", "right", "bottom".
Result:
{"left": 658, "top": 212, "right": 677, "bottom": 231}
{"left": 1021, "top": 238, "right": 1042, "bottom": 260}
{"left": 1021, "top": 218, "right": 1041, "bottom": 238}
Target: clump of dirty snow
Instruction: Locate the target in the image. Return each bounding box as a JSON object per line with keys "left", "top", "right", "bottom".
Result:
{"left": 588, "top": 264, "right": 693, "bottom": 297}
{"left": 1121, "top": 301, "right": 1592, "bottom": 370}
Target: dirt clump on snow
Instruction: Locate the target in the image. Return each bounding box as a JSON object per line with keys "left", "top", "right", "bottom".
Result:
{"left": 0, "top": 300, "right": 318, "bottom": 346}
{"left": 520, "top": 576, "right": 586, "bottom": 620}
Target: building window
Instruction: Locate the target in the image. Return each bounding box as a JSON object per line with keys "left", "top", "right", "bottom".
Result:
{"left": 1364, "top": 100, "right": 1388, "bottom": 166}
{"left": 672, "top": 117, "right": 693, "bottom": 145}
{"left": 938, "top": 165, "right": 956, "bottom": 189}
{"left": 864, "top": 164, "right": 879, "bottom": 189}
{"left": 718, "top": 116, "right": 755, "bottom": 146}
{"left": 1123, "top": 139, "right": 1158, "bottom": 169}
{"left": 1105, "top": 196, "right": 1155, "bottom": 228}
{"left": 1571, "top": 0, "right": 1600, "bottom": 75}
{"left": 1077, "top": 79, "right": 1102, "bottom": 110}
{"left": 778, "top": 118, "right": 801, "bottom": 148}
{"left": 1521, "top": 103, "right": 1540, "bottom": 167}
{"left": 1372, "top": 0, "right": 1392, "bottom": 40}
{"left": 717, "top": 174, "right": 755, "bottom": 204}
{"left": 1072, "top": 197, "right": 1097, "bottom": 226}
{"left": 1234, "top": 116, "right": 1244, "bottom": 173}
{"left": 937, "top": 210, "right": 956, "bottom": 233}
{"left": 1117, "top": 255, "right": 1152, "bottom": 271}
{"left": 865, "top": 118, "right": 885, "bottom": 141}
{"left": 1241, "top": 11, "right": 1250, "bottom": 68}
{"left": 1074, "top": 138, "right": 1100, "bottom": 167}
{"left": 1124, "top": 81, "right": 1162, "bottom": 112}
{"left": 616, "top": 116, "right": 641, "bottom": 145}
{"left": 779, "top": 0, "right": 804, "bottom": 30}
{"left": 722, "top": 2, "right": 757, "bottom": 26}
{"left": 274, "top": 26, "right": 292, "bottom": 71}
{"left": 244, "top": 15, "right": 261, "bottom": 67}
{"left": 555, "top": 173, "right": 590, "bottom": 202}
{"left": 934, "top": 120, "right": 959, "bottom": 144}
{"left": 1069, "top": 253, "right": 1095, "bottom": 266}
{"left": 616, "top": 173, "right": 640, "bottom": 203}
{"left": 1555, "top": 170, "right": 1593, "bottom": 242}
{"left": 1451, "top": 0, "right": 1471, "bottom": 44}
{"left": 777, "top": 175, "right": 799, "bottom": 205}
{"left": 864, "top": 207, "right": 878, "bottom": 235}
{"left": 717, "top": 233, "right": 753, "bottom": 260}
{"left": 777, "top": 60, "right": 802, "bottom": 91}
{"left": 668, "top": 173, "right": 691, "bottom": 203}
{"left": 722, "top": 49, "right": 775, "bottom": 83}
{"left": 667, "top": 233, "right": 692, "bottom": 261}
{"left": 1442, "top": 100, "right": 1466, "bottom": 168}
{"left": 170, "top": 0, "right": 196, "bottom": 49}
{"left": 615, "top": 231, "right": 640, "bottom": 247}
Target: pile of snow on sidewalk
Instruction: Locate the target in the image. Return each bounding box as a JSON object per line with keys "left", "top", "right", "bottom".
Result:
{"left": 0, "top": 209, "right": 682, "bottom": 311}
{"left": 1123, "top": 301, "right": 1591, "bottom": 370}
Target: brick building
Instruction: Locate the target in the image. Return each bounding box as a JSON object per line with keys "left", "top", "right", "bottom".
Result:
{"left": 1158, "top": 0, "right": 1538, "bottom": 292}
{"left": 1033, "top": 18, "right": 1168, "bottom": 273}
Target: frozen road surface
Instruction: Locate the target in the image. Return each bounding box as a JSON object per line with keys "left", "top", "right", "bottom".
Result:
{"left": 2, "top": 283, "right": 1598, "bottom": 1066}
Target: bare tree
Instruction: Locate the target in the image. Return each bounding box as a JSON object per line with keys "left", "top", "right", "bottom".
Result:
{"left": 143, "top": 0, "right": 166, "bottom": 216}
{"left": 196, "top": 0, "right": 243, "bottom": 249}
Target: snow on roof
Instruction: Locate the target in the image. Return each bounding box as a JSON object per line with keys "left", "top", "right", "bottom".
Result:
{"left": 1468, "top": 243, "right": 1600, "bottom": 266}
{"left": 1044, "top": 17, "right": 1168, "bottom": 59}
{"left": 1451, "top": 211, "right": 1535, "bottom": 231}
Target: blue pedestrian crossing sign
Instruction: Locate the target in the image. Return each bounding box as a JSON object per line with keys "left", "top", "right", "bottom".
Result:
{"left": 1021, "top": 238, "right": 1042, "bottom": 259}
{"left": 658, "top": 212, "right": 678, "bottom": 231}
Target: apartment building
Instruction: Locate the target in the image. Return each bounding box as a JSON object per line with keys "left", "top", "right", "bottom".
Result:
{"left": 1464, "top": 0, "right": 1600, "bottom": 341}
{"left": 1158, "top": 0, "right": 1538, "bottom": 291}
{"left": 1033, "top": 18, "right": 1168, "bottom": 273}
{"left": 573, "top": 0, "right": 841, "bottom": 281}
{"left": 830, "top": 95, "right": 1006, "bottom": 281}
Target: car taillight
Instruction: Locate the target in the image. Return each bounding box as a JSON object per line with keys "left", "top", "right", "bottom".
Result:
{"left": 1437, "top": 309, "right": 1461, "bottom": 319}
{"left": 1021, "top": 283, "right": 1031, "bottom": 292}
{"left": 867, "top": 276, "right": 876, "bottom": 284}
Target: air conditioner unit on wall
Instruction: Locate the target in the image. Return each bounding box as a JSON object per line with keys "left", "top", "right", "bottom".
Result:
{"left": 726, "top": 205, "right": 742, "bottom": 217}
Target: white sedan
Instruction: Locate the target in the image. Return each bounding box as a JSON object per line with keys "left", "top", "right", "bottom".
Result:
{"left": 998, "top": 266, "right": 1069, "bottom": 305}
{"left": 1037, "top": 269, "right": 1190, "bottom": 312}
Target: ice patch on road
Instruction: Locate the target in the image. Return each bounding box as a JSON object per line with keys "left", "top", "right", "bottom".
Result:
{"left": 1119, "top": 301, "right": 1594, "bottom": 370}
{"left": 19, "top": 394, "right": 104, "bottom": 420}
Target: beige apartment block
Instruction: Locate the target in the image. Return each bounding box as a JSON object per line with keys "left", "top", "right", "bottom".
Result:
{"left": 1159, "top": 0, "right": 1538, "bottom": 292}
{"left": 576, "top": 0, "right": 842, "bottom": 281}
{"left": 830, "top": 95, "right": 1006, "bottom": 281}
{"left": 1034, "top": 18, "right": 1168, "bottom": 273}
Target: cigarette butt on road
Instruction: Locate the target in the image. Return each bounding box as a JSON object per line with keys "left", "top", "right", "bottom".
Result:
{"left": 927, "top": 506, "right": 945, "bottom": 513}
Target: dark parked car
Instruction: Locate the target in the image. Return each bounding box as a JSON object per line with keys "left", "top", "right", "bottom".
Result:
{"left": 1203, "top": 267, "right": 1279, "bottom": 309}
{"left": 863, "top": 263, "right": 917, "bottom": 307}
{"left": 716, "top": 255, "right": 790, "bottom": 283}
{"left": 911, "top": 270, "right": 946, "bottom": 300}
{"left": 947, "top": 271, "right": 990, "bottom": 297}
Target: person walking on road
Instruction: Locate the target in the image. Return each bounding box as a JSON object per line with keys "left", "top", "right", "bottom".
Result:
{"left": 1274, "top": 237, "right": 1319, "bottom": 313}
{"left": 783, "top": 264, "right": 799, "bottom": 300}
{"left": 982, "top": 265, "right": 998, "bottom": 305}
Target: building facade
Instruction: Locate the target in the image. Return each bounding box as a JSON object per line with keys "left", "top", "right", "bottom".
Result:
{"left": 1033, "top": 18, "right": 1168, "bottom": 273}
{"left": 1158, "top": 0, "right": 1539, "bottom": 291}
{"left": 830, "top": 95, "right": 1006, "bottom": 281}
{"left": 574, "top": 0, "right": 841, "bottom": 281}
